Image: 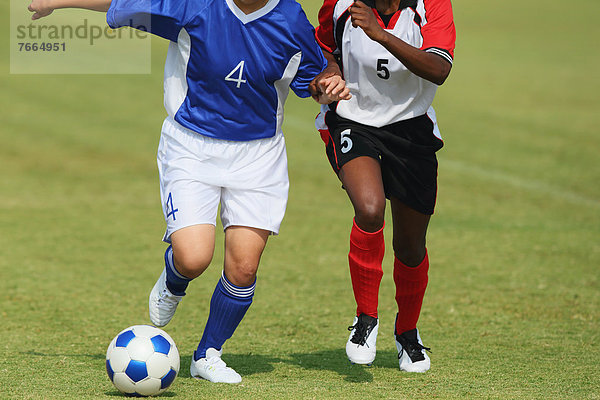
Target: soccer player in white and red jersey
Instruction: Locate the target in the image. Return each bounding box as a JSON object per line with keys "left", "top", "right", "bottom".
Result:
{"left": 312, "top": 0, "right": 455, "bottom": 372}
{"left": 28, "top": 0, "right": 350, "bottom": 385}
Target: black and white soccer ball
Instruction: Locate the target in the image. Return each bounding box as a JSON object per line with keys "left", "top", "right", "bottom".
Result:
{"left": 106, "top": 325, "right": 180, "bottom": 397}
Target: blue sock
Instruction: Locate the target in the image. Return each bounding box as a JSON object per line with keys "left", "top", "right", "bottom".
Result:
{"left": 164, "top": 245, "right": 192, "bottom": 296}
{"left": 194, "top": 272, "right": 255, "bottom": 360}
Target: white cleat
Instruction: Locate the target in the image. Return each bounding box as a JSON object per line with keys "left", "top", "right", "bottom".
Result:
{"left": 149, "top": 269, "right": 183, "bottom": 327}
{"left": 190, "top": 348, "right": 242, "bottom": 384}
{"left": 395, "top": 328, "right": 431, "bottom": 373}
{"left": 346, "top": 314, "right": 378, "bottom": 365}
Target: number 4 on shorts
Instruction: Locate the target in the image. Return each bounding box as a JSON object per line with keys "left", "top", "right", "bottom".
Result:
{"left": 166, "top": 192, "right": 178, "bottom": 221}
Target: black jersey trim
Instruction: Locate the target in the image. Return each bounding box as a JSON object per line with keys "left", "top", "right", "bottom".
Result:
{"left": 412, "top": 7, "right": 422, "bottom": 25}
{"left": 335, "top": 9, "right": 351, "bottom": 56}
{"left": 400, "top": 0, "right": 418, "bottom": 9}
{"left": 367, "top": 0, "right": 416, "bottom": 9}
{"left": 425, "top": 47, "right": 453, "bottom": 64}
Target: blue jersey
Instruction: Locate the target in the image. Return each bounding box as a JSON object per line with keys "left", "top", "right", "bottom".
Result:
{"left": 107, "top": 0, "right": 326, "bottom": 141}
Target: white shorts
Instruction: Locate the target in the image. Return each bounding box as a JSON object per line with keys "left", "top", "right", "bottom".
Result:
{"left": 157, "top": 117, "right": 289, "bottom": 242}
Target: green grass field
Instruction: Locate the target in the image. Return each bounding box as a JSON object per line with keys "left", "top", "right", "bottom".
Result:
{"left": 1, "top": 0, "right": 599, "bottom": 398}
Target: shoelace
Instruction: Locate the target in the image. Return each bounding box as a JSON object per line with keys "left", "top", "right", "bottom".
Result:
{"left": 397, "top": 335, "right": 431, "bottom": 361}
{"left": 156, "top": 289, "right": 180, "bottom": 310}
{"left": 204, "top": 356, "right": 229, "bottom": 370}
{"left": 348, "top": 321, "right": 371, "bottom": 346}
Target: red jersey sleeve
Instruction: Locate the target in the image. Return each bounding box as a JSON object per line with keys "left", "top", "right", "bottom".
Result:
{"left": 421, "top": 0, "right": 456, "bottom": 60}
{"left": 315, "top": 0, "right": 338, "bottom": 53}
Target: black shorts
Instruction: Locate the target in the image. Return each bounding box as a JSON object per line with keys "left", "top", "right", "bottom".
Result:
{"left": 320, "top": 112, "right": 444, "bottom": 215}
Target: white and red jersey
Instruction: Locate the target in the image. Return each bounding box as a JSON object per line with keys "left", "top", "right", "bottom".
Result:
{"left": 315, "top": 0, "right": 456, "bottom": 127}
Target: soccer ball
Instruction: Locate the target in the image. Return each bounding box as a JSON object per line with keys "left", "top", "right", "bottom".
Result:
{"left": 106, "top": 325, "right": 180, "bottom": 397}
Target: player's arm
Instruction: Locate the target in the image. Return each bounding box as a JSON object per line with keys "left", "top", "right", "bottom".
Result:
{"left": 309, "top": 50, "right": 341, "bottom": 94}
{"left": 309, "top": 51, "right": 351, "bottom": 104}
{"left": 29, "top": 0, "right": 184, "bottom": 41}
{"left": 349, "top": 0, "right": 451, "bottom": 85}
{"left": 312, "top": 74, "right": 351, "bottom": 104}
{"left": 28, "top": 0, "right": 111, "bottom": 20}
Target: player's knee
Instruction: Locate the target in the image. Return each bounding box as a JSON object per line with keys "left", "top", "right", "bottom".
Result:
{"left": 225, "top": 262, "right": 258, "bottom": 287}
{"left": 354, "top": 201, "right": 385, "bottom": 232}
{"left": 173, "top": 250, "right": 212, "bottom": 279}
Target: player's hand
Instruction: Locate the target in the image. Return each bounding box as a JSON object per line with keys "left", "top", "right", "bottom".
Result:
{"left": 349, "top": 0, "right": 386, "bottom": 42}
{"left": 28, "top": 0, "right": 55, "bottom": 20}
{"left": 309, "top": 60, "right": 341, "bottom": 97}
{"left": 313, "top": 75, "right": 352, "bottom": 104}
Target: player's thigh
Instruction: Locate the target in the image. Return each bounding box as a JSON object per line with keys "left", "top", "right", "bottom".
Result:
{"left": 339, "top": 156, "right": 386, "bottom": 229}
{"left": 158, "top": 117, "right": 222, "bottom": 242}
{"left": 378, "top": 114, "right": 442, "bottom": 216}
{"left": 223, "top": 226, "right": 270, "bottom": 287}
{"left": 329, "top": 122, "right": 386, "bottom": 230}
{"left": 170, "top": 224, "right": 216, "bottom": 278}
{"left": 220, "top": 133, "right": 289, "bottom": 235}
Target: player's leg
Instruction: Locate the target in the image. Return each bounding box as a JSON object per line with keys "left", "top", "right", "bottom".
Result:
{"left": 190, "top": 226, "right": 269, "bottom": 383}
{"left": 169, "top": 224, "right": 216, "bottom": 285}
{"left": 390, "top": 198, "right": 432, "bottom": 373}
{"left": 338, "top": 156, "right": 386, "bottom": 365}
{"left": 379, "top": 113, "right": 442, "bottom": 372}
{"left": 170, "top": 224, "right": 215, "bottom": 277}
{"left": 190, "top": 131, "right": 288, "bottom": 384}
{"left": 150, "top": 117, "right": 220, "bottom": 327}
{"left": 149, "top": 225, "right": 216, "bottom": 327}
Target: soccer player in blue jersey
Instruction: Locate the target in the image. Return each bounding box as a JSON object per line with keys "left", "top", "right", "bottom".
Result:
{"left": 29, "top": 0, "right": 351, "bottom": 384}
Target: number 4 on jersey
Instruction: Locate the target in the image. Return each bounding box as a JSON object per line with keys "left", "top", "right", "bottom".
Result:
{"left": 225, "top": 61, "right": 247, "bottom": 88}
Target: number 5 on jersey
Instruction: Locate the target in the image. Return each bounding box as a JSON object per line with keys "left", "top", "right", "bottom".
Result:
{"left": 225, "top": 61, "right": 247, "bottom": 88}
{"left": 377, "top": 59, "right": 390, "bottom": 79}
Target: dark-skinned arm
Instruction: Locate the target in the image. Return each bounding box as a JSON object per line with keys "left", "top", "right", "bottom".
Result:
{"left": 349, "top": 0, "right": 451, "bottom": 85}
{"left": 309, "top": 50, "right": 344, "bottom": 98}
{"left": 309, "top": 49, "right": 351, "bottom": 104}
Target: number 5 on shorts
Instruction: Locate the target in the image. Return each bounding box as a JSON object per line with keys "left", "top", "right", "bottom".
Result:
{"left": 340, "top": 129, "right": 353, "bottom": 154}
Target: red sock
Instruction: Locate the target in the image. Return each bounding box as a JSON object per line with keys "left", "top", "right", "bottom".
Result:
{"left": 348, "top": 219, "right": 384, "bottom": 318}
{"left": 394, "top": 251, "right": 429, "bottom": 334}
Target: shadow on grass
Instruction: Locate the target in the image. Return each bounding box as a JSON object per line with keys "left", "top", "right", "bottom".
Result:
{"left": 22, "top": 351, "right": 179, "bottom": 397}
{"left": 104, "top": 390, "right": 176, "bottom": 397}
{"left": 178, "top": 353, "right": 279, "bottom": 379}
{"left": 180, "top": 349, "right": 399, "bottom": 383}
{"left": 288, "top": 348, "right": 374, "bottom": 383}
{"left": 287, "top": 348, "right": 400, "bottom": 383}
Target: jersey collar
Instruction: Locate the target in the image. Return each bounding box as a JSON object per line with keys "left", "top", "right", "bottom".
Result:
{"left": 399, "top": 0, "right": 417, "bottom": 9}
{"left": 225, "top": 0, "right": 281, "bottom": 24}
{"left": 362, "top": 0, "right": 417, "bottom": 10}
